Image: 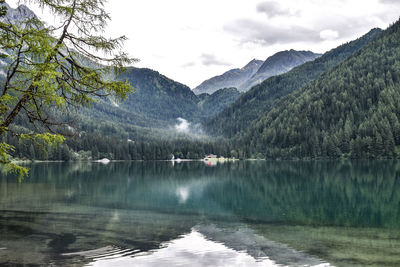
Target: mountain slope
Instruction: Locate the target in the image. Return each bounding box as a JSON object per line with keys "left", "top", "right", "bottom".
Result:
{"left": 84, "top": 68, "right": 242, "bottom": 127}
{"left": 193, "top": 59, "right": 263, "bottom": 95}
{"left": 205, "top": 28, "right": 382, "bottom": 138}
{"left": 197, "top": 88, "right": 241, "bottom": 119}
{"left": 118, "top": 67, "right": 200, "bottom": 123}
{"left": 239, "top": 50, "right": 321, "bottom": 92}
{"left": 242, "top": 20, "right": 400, "bottom": 159}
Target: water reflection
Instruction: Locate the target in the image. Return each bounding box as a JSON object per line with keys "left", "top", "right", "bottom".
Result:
{"left": 0, "top": 160, "right": 399, "bottom": 266}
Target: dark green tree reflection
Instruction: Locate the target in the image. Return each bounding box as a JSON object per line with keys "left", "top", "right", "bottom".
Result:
{"left": 1, "top": 160, "right": 400, "bottom": 266}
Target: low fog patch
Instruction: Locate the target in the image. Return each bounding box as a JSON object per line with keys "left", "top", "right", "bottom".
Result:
{"left": 173, "top": 117, "right": 206, "bottom": 137}
{"left": 175, "top": 117, "right": 190, "bottom": 133}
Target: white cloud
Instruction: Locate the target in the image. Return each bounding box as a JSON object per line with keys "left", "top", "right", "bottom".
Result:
{"left": 380, "top": 0, "right": 398, "bottom": 4}
{"left": 174, "top": 117, "right": 205, "bottom": 136}
{"left": 4, "top": 0, "right": 400, "bottom": 88}
{"left": 200, "top": 53, "right": 232, "bottom": 67}
{"left": 256, "top": 1, "right": 299, "bottom": 18}
{"left": 320, "top": 29, "right": 340, "bottom": 40}
{"left": 224, "top": 19, "right": 319, "bottom": 45}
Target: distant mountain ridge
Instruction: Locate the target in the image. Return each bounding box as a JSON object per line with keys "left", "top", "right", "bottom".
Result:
{"left": 193, "top": 59, "right": 263, "bottom": 95}
{"left": 193, "top": 50, "right": 321, "bottom": 95}
{"left": 239, "top": 50, "right": 321, "bottom": 91}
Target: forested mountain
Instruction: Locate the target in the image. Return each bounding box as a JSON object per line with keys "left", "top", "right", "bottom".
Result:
{"left": 205, "top": 28, "right": 382, "bottom": 138}
{"left": 241, "top": 19, "right": 400, "bottom": 159}
{"left": 193, "top": 59, "right": 263, "bottom": 95}
{"left": 81, "top": 67, "right": 242, "bottom": 128}
{"left": 117, "top": 67, "right": 200, "bottom": 122}
{"left": 197, "top": 88, "right": 241, "bottom": 118}
{"left": 193, "top": 50, "right": 320, "bottom": 96}
{"left": 239, "top": 50, "right": 321, "bottom": 92}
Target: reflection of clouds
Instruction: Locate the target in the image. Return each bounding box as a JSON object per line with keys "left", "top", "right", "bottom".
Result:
{"left": 172, "top": 179, "right": 211, "bottom": 204}
{"left": 95, "top": 159, "right": 111, "bottom": 165}
{"left": 111, "top": 211, "right": 120, "bottom": 222}
{"left": 88, "top": 229, "right": 278, "bottom": 267}
{"left": 176, "top": 187, "right": 190, "bottom": 204}
{"left": 66, "top": 190, "right": 75, "bottom": 200}
{"left": 104, "top": 211, "right": 120, "bottom": 234}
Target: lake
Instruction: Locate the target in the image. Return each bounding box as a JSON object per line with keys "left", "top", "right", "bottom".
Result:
{"left": 0, "top": 161, "right": 399, "bottom": 266}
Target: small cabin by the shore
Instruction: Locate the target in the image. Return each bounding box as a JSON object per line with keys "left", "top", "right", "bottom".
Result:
{"left": 205, "top": 154, "right": 217, "bottom": 160}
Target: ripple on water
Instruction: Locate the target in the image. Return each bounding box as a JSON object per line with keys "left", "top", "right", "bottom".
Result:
{"left": 62, "top": 246, "right": 141, "bottom": 260}
{"left": 63, "top": 228, "right": 331, "bottom": 267}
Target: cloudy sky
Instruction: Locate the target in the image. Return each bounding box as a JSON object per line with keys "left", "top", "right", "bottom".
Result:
{"left": 6, "top": 0, "right": 400, "bottom": 88}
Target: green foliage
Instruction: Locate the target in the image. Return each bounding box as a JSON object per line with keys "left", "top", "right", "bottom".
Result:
{"left": 0, "top": 0, "right": 6, "bottom": 17}
{"left": 0, "top": 0, "right": 134, "bottom": 176}
{"left": 241, "top": 19, "right": 400, "bottom": 159}
{"left": 0, "top": 133, "right": 28, "bottom": 178}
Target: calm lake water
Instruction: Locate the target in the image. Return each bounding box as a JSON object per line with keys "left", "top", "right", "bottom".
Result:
{"left": 0, "top": 161, "right": 399, "bottom": 266}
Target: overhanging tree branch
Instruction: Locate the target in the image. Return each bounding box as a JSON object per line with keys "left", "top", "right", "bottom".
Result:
{"left": 0, "top": 0, "right": 136, "bottom": 176}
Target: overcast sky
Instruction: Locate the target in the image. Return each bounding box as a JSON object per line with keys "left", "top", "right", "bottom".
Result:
{"left": 6, "top": 0, "right": 400, "bottom": 88}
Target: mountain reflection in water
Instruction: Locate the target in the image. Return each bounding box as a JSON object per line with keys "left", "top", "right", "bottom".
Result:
{"left": 0, "top": 160, "right": 399, "bottom": 266}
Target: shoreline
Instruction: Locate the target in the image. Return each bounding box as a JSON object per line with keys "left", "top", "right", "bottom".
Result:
{"left": 12, "top": 158, "right": 399, "bottom": 165}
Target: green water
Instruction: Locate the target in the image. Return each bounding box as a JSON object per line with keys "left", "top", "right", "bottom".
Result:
{"left": 0, "top": 161, "right": 399, "bottom": 266}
